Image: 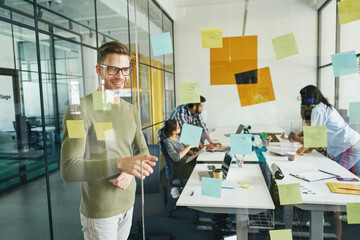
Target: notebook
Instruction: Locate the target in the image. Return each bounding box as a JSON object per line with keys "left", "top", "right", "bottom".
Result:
{"left": 327, "top": 182, "right": 360, "bottom": 195}
{"left": 186, "top": 147, "right": 206, "bottom": 163}
{"left": 224, "top": 124, "right": 244, "bottom": 137}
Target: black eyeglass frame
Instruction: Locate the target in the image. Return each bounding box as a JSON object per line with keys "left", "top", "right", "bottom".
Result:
{"left": 99, "top": 64, "right": 133, "bottom": 76}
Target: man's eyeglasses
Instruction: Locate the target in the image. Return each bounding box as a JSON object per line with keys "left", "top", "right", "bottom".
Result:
{"left": 99, "top": 64, "right": 132, "bottom": 76}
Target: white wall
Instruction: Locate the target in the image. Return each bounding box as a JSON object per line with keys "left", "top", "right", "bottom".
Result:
{"left": 172, "top": 0, "right": 318, "bottom": 133}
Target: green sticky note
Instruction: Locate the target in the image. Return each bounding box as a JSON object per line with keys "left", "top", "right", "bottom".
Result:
{"left": 303, "top": 126, "right": 327, "bottom": 148}
{"left": 338, "top": 0, "right": 360, "bottom": 25}
{"left": 278, "top": 183, "right": 302, "bottom": 205}
{"left": 66, "top": 120, "right": 85, "bottom": 139}
{"left": 201, "top": 177, "right": 221, "bottom": 198}
{"left": 179, "top": 82, "right": 200, "bottom": 104}
{"left": 272, "top": 32, "right": 299, "bottom": 60}
{"left": 269, "top": 229, "right": 293, "bottom": 240}
{"left": 94, "top": 122, "right": 115, "bottom": 141}
{"left": 201, "top": 27, "right": 223, "bottom": 48}
{"left": 93, "top": 91, "right": 112, "bottom": 111}
{"left": 346, "top": 202, "right": 360, "bottom": 224}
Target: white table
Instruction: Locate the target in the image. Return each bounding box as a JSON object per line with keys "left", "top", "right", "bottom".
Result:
{"left": 265, "top": 147, "right": 360, "bottom": 240}
{"left": 177, "top": 163, "right": 275, "bottom": 240}
{"left": 197, "top": 151, "right": 226, "bottom": 162}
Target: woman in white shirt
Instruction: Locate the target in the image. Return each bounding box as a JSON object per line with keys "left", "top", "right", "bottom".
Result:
{"left": 295, "top": 85, "right": 360, "bottom": 175}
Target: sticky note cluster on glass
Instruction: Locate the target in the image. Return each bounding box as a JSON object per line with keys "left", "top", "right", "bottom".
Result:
{"left": 338, "top": 0, "right": 360, "bottom": 25}
{"left": 278, "top": 183, "right": 302, "bottom": 205}
{"left": 179, "top": 123, "right": 203, "bottom": 147}
{"left": 179, "top": 82, "right": 200, "bottom": 104}
{"left": 303, "top": 125, "right": 327, "bottom": 148}
{"left": 201, "top": 27, "right": 223, "bottom": 48}
{"left": 331, "top": 50, "right": 358, "bottom": 77}
{"left": 150, "top": 32, "right": 173, "bottom": 57}
{"left": 271, "top": 32, "right": 299, "bottom": 60}
{"left": 269, "top": 229, "right": 293, "bottom": 240}
{"left": 93, "top": 91, "right": 112, "bottom": 111}
{"left": 66, "top": 120, "right": 85, "bottom": 139}
{"left": 230, "top": 134, "right": 252, "bottom": 155}
{"left": 94, "top": 122, "right": 115, "bottom": 141}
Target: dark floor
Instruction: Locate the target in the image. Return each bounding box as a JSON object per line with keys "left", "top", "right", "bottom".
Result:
{"left": 0, "top": 170, "right": 359, "bottom": 240}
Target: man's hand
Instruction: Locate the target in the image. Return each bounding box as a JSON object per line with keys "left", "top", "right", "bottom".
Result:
{"left": 117, "top": 154, "right": 158, "bottom": 179}
{"left": 109, "top": 172, "right": 133, "bottom": 190}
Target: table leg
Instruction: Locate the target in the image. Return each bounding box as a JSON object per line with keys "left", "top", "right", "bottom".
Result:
{"left": 283, "top": 205, "right": 293, "bottom": 229}
{"left": 310, "top": 210, "right": 323, "bottom": 240}
{"left": 236, "top": 214, "right": 248, "bottom": 240}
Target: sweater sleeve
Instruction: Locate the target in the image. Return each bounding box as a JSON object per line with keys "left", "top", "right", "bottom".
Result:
{"left": 163, "top": 139, "right": 181, "bottom": 162}
{"left": 60, "top": 106, "right": 119, "bottom": 182}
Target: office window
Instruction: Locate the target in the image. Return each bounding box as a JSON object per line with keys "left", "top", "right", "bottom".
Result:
{"left": 319, "top": 0, "right": 336, "bottom": 66}
{"left": 164, "top": 13, "right": 174, "bottom": 72}
{"left": 149, "top": 0, "right": 163, "bottom": 69}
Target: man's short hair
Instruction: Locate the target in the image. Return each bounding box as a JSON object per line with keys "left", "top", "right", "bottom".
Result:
{"left": 188, "top": 95, "right": 206, "bottom": 108}
{"left": 97, "top": 41, "right": 130, "bottom": 64}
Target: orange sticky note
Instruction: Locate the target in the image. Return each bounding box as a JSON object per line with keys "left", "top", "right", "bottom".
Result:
{"left": 210, "top": 36, "right": 258, "bottom": 85}
{"left": 94, "top": 122, "right": 115, "bottom": 141}
{"left": 236, "top": 67, "right": 275, "bottom": 107}
{"left": 66, "top": 120, "right": 85, "bottom": 139}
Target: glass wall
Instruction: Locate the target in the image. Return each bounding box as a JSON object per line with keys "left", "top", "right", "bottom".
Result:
{"left": 0, "top": 0, "right": 174, "bottom": 239}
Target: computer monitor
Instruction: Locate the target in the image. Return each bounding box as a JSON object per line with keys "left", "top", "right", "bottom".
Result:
{"left": 235, "top": 124, "right": 244, "bottom": 134}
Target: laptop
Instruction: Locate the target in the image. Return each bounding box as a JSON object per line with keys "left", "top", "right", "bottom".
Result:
{"left": 199, "top": 152, "right": 234, "bottom": 180}
{"left": 186, "top": 147, "right": 206, "bottom": 163}
{"left": 224, "top": 124, "right": 244, "bottom": 137}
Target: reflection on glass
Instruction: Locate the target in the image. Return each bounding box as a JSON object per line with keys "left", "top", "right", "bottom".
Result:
{"left": 149, "top": 0, "right": 164, "bottom": 69}
{"left": 163, "top": 14, "right": 174, "bottom": 72}
{"left": 164, "top": 72, "right": 175, "bottom": 118}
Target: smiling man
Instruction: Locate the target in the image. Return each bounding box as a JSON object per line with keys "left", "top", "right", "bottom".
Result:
{"left": 60, "top": 41, "right": 157, "bottom": 240}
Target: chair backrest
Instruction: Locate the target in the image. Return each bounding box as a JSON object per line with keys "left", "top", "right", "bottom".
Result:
{"left": 159, "top": 140, "right": 185, "bottom": 187}
{"left": 135, "top": 144, "right": 160, "bottom": 194}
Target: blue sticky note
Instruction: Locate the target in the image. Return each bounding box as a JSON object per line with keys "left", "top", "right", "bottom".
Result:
{"left": 201, "top": 177, "right": 221, "bottom": 198}
{"left": 349, "top": 102, "right": 360, "bottom": 125}
{"left": 331, "top": 50, "right": 358, "bottom": 77}
{"left": 179, "top": 123, "right": 203, "bottom": 147}
{"left": 230, "top": 134, "right": 252, "bottom": 155}
{"left": 150, "top": 32, "right": 173, "bottom": 57}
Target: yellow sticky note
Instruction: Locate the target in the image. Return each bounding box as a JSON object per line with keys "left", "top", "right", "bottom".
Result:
{"left": 93, "top": 91, "right": 112, "bottom": 111}
{"left": 269, "top": 229, "right": 293, "bottom": 240}
{"left": 94, "top": 122, "right": 115, "bottom": 141}
{"left": 346, "top": 202, "right": 360, "bottom": 224}
{"left": 201, "top": 27, "right": 223, "bottom": 48}
{"left": 278, "top": 183, "right": 302, "bottom": 205}
{"left": 179, "top": 82, "right": 200, "bottom": 104}
{"left": 303, "top": 126, "right": 327, "bottom": 148}
{"left": 338, "top": 0, "right": 360, "bottom": 25}
{"left": 66, "top": 120, "right": 85, "bottom": 139}
{"left": 240, "top": 183, "right": 253, "bottom": 189}
{"left": 272, "top": 32, "right": 299, "bottom": 60}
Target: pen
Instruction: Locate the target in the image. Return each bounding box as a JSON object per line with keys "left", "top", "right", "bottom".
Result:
{"left": 319, "top": 169, "right": 339, "bottom": 176}
{"left": 191, "top": 191, "right": 194, "bottom": 196}
{"left": 221, "top": 187, "right": 235, "bottom": 189}
{"left": 339, "top": 187, "right": 360, "bottom": 191}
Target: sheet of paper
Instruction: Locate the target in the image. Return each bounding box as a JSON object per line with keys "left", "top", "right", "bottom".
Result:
{"left": 230, "top": 134, "right": 252, "bottom": 155}
{"left": 201, "top": 27, "right": 223, "bottom": 48}
{"left": 346, "top": 202, "right": 360, "bottom": 224}
{"left": 179, "top": 123, "right": 203, "bottom": 147}
{"left": 210, "top": 36, "right": 257, "bottom": 85}
{"left": 349, "top": 102, "right": 360, "bottom": 125}
{"left": 93, "top": 91, "right": 112, "bottom": 111}
{"left": 338, "top": 0, "right": 360, "bottom": 25}
{"left": 269, "top": 229, "right": 293, "bottom": 240}
{"left": 94, "top": 122, "right": 115, "bottom": 141}
{"left": 237, "top": 67, "right": 276, "bottom": 107}
{"left": 179, "top": 82, "right": 200, "bottom": 104}
{"left": 331, "top": 50, "right": 358, "bottom": 77}
{"left": 271, "top": 32, "right": 299, "bottom": 60}
{"left": 278, "top": 183, "right": 302, "bottom": 205}
{"left": 201, "top": 177, "right": 221, "bottom": 198}
{"left": 303, "top": 126, "right": 327, "bottom": 148}
{"left": 150, "top": 32, "right": 173, "bottom": 57}
{"left": 66, "top": 120, "right": 85, "bottom": 139}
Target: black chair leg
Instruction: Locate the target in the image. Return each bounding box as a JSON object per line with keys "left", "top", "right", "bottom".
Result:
{"left": 194, "top": 210, "right": 200, "bottom": 224}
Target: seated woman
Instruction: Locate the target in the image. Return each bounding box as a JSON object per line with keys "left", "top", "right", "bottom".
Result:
{"left": 294, "top": 85, "right": 360, "bottom": 175}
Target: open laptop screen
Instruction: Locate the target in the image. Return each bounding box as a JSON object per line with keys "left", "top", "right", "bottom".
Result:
{"left": 221, "top": 152, "right": 234, "bottom": 180}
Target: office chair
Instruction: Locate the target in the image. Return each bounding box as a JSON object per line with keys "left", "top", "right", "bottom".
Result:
{"left": 129, "top": 144, "right": 176, "bottom": 240}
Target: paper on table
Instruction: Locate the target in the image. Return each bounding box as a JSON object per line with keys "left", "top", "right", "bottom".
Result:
{"left": 338, "top": 0, "right": 360, "bottom": 25}
{"left": 331, "top": 50, "right": 358, "bottom": 77}
{"left": 179, "top": 123, "right": 203, "bottom": 147}
{"left": 93, "top": 91, "right": 112, "bottom": 111}
{"left": 303, "top": 126, "right": 327, "bottom": 148}
{"left": 179, "top": 82, "right": 200, "bottom": 104}
{"left": 346, "top": 202, "right": 360, "bottom": 224}
{"left": 201, "top": 177, "right": 221, "bottom": 198}
{"left": 201, "top": 27, "right": 223, "bottom": 48}
{"left": 278, "top": 183, "right": 302, "bottom": 205}
{"left": 230, "top": 134, "right": 252, "bottom": 155}
{"left": 271, "top": 32, "right": 299, "bottom": 60}
{"left": 150, "top": 32, "right": 173, "bottom": 56}
{"left": 269, "top": 229, "right": 293, "bottom": 240}
{"left": 66, "top": 120, "right": 85, "bottom": 139}
{"left": 94, "top": 122, "right": 115, "bottom": 141}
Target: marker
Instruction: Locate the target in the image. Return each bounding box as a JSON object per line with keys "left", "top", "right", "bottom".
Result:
{"left": 221, "top": 187, "right": 235, "bottom": 189}
{"left": 339, "top": 187, "right": 360, "bottom": 191}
